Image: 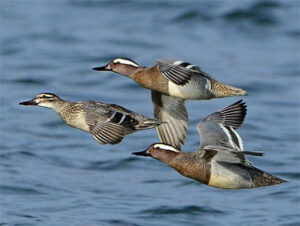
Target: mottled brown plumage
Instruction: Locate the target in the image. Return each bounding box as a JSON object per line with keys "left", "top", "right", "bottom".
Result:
{"left": 19, "top": 93, "right": 163, "bottom": 145}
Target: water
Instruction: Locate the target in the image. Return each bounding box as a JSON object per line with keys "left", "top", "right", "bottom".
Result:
{"left": 1, "top": 0, "right": 299, "bottom": 225}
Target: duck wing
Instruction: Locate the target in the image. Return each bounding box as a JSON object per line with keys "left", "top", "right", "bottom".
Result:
{"left": 202, "top": 148, "right": 263, "bottom": 165}
{"left": 89, "top": 122, "right": 125, "bottom": 144}
{"left": 86, "top": 104, "right": 136, "bottom": 144}
{"left": 197, "top": 100, "right": 247, "bottom": 150}
{"left": 152, "top": 91, "right": 188, "bottom": 150}
{"left": 156, "top": 59, "right": 211, "bottom": 86}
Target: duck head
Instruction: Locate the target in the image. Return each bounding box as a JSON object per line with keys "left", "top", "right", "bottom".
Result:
{"left": 132, "top": 143, "right": 181, "bottom": 164}
{"left": 19, "top": 93, "right": 62, "bottom": 109}
{"left": 93, "top": 57, "right": 140, "bottom": 77}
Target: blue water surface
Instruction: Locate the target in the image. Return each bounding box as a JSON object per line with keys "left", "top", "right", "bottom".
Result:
{"left": 1, "top": 0, "right": 299, "bottom": 225}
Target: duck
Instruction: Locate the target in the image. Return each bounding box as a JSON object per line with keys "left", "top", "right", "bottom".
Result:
{"left": 19, "top": 93, "right": 163, "bottom": 145}
{"left": 93, "top": 57, "right": 247, "bottom": 150}
{"left": 132, "top": 100, "right": 286, "bottom": 189}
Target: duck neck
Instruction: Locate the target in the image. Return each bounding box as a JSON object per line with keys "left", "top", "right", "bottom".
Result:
{"left": 49, "top": 99, "right": 69, "bottom": 113}
{"left": 152, "top": 150, "right": 181, "bottom": 165}
{"left": 114, "top": 65, "right": 143, "bottom": 79}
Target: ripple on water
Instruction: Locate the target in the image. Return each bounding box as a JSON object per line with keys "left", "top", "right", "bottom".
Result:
{"left": 4, "top": 78, "right": 48, "bottom": 86}
{"left": 100, "top": 219, "right": 139, "bottom": 226}
{"left": 279, "top": 172, "right": 300, "bottom": 180}
{"left": 170, "top": 10, "right": 213, "bottom": 24}
{"left": 67, "top": 54, "right": 120, "bottom": 64}
{"left": 83, "top": 157, "right": 139, "bottom": 171}
{"left": 0, "top": 185, "right": 46, "bottom": 196}
{"left": 139, "top": 205, "right": 226, "bottom": 216}
{"left": 142, "top": 178, "right": 179, "bottom": 184}
{"left": 222, "top": 1, "right": 280, "bottom": 26}
{"left": 106, "top": 37, "right": 164, "bottom": 49}
{"left": 0, "top": 150, "right": 38, "bottom": 161}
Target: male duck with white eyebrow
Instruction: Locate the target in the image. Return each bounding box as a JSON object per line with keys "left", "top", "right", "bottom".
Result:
{"left": 93, "top": 58, "right": 247, "bottom": 150}
{"left": 132, "top": 100, "right": 286, "bottom": 189}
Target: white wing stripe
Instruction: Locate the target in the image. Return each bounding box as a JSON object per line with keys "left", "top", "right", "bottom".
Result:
{"left": 108, "top": 112, "right": 117, "bottom": 122}
{"left": 173, "top": 60, "right": 183, "bottom": 66}
{"left": 228, "top": 126, "right": 244, "bottom": 150}
{"left": 118, "top": 114, "right": 126, "bottom": 124}
{"left": 219, "top": 124, "right": 234, "bottom": 147}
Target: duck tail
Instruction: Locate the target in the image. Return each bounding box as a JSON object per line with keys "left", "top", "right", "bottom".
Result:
{"left": 137, "top": 120, "right": 165, "bottom": 130}
{"left": 212, "top": 82, "right": 247, "bottom": 98}
{"left": 247, "top": 166, "right": 287, "bottom": 188}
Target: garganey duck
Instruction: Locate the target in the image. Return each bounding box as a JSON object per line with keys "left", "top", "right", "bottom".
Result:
{"left": 19, "top": 93, "right": 163, "bottom": 145}
{"left": 132, "top": 100, "right": 286, "bottom": 189}
{"left": 93, "top": 58, "right": 247, "bottom": 149}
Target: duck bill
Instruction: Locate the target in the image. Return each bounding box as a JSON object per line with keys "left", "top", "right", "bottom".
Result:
{"left": 132, "top": 149, "right": 151, "bottom": 157}
{"left": 92, "top": 64, "right": 111, "bottom": 71}
{"left": 19, "top": 99, "right": 37, "bottom": 106}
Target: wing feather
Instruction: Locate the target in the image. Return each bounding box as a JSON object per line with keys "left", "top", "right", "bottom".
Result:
{"left": 152, "top": 91, "right": 188, "bottom": 150}
{"left": 89, "top": 122, "right": 125, "bottom": 144}
{"left": 156, "top": 59, "right": 208, "bottom": 86}
{"left": 197, "top": 100, "right": 247, "bottom": 150}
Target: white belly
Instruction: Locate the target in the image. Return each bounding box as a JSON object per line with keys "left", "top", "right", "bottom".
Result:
{"left": 209, "top": 163, "right": 252, "bottom": 189}
{"left": 63, "top": 113, "right": 90, "bottom": 132}
{"left": 167, "top": 77, "right": 213, "bottom": 100}
{"left": 68, "top": 119, "right": 90, "bottom": 132}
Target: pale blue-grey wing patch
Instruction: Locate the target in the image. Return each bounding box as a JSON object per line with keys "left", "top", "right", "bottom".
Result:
{"left": 197, "top": 100, "right": 247, "bottom": 150}
{"left": 203, "top": 148, "right": 263, "bottom": 165}
{"left": 89, "top": 122, "right": 125, "bottom": 144}
{"left": 152, "top": 91, "right": 188, "bottom": 150}
{"left": 197, "top": 121, "right": 243, "bottom": 150}
{"left": 198, "top": 122, "right": 236, "bottom": 150}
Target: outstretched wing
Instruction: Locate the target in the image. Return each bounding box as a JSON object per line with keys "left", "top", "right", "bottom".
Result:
{"left": 197, "top": 100, "right": 247, "bottom": 150}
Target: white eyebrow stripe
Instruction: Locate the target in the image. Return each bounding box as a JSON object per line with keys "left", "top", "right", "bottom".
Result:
{"left": 154, "top": 144, "right": 180, "bottom": 152}
{"left": 113, "top": 58, "right": 139, "bottom": 67}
